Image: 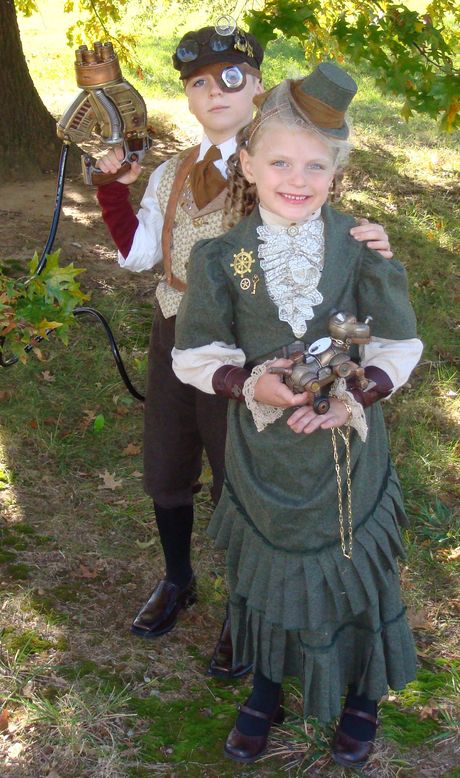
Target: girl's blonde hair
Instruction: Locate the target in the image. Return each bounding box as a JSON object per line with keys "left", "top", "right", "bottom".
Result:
{"left": 223, "top": 79, "right": 352, "bottom": 230}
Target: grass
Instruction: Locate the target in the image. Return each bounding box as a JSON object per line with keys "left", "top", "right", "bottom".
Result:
{"left": 0, "top": 1, "right": 458, "bottom": 775}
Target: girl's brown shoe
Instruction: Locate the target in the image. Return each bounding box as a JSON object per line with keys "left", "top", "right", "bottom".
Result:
{"left": 224, "top": 695, "right": 285, "bottom": 763}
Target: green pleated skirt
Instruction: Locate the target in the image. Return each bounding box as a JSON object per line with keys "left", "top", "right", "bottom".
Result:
{"left": 209, "top": 465, "right": 417, "bottom": 722}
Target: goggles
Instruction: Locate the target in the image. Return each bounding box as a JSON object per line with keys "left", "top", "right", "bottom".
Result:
{"left": 176, "top": 29, "right": 254, "bottom": 65}
{"left": 186, "top": 63, "right": 261, "bottom": 93}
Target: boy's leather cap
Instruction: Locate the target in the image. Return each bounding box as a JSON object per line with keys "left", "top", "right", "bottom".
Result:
{"left": 173, "top": 26, "right": 263, "bottom": 80}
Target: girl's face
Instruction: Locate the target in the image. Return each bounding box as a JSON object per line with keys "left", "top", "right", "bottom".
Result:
{"left": 240, "top": 124, "right": 336, "bottom": 223}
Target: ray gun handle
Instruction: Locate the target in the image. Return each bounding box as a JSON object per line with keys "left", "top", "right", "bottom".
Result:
{"left": 57, "top": 41, "right": 153, "bottom": 186}
{"left": 269, "top": 311, "right": 372, "bottom": 415}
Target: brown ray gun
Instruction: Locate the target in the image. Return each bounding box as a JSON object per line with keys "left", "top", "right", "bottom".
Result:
{"left": 269, "top": 311, "right": 373, "bottom": 414}
{"left": 57, "top": 41, "right": 153, "bottom": 186}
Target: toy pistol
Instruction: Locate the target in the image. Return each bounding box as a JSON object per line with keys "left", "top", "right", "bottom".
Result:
{"left": 269, "top": 311, "right": 372, "bottom": 414}
{"left": 57, "top": 41, "right": 153, "bottom": 186}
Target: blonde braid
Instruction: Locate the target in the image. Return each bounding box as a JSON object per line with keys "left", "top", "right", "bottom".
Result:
{"left": 223, "top": 124, "right": 258, "bottom": 231}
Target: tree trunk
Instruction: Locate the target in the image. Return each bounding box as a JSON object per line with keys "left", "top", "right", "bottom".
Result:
{"left": 0, "top": 0, "right": 64, "bottom": 178}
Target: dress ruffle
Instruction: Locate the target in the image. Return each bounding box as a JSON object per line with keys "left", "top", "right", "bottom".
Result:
{"left": 208, "top": 466, "right": 417, "bottom": 721}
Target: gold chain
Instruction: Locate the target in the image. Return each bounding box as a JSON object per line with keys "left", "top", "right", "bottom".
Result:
{"left": 331, "top": 425, "right": 353, "bottom": 559}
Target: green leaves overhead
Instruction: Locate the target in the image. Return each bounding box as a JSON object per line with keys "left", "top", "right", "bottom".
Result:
{"left": 0, "top": 251, "right": 89, "bottom": 361}
{"left": 244, "top": 0, "right": 460, "bottom": 130}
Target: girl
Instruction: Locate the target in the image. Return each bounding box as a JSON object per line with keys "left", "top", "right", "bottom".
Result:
{"left": 172, "top": 62, "right": 423, "bottom": 768}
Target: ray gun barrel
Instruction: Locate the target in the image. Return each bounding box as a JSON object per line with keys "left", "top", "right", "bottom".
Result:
{"left": 57, "top": 41, "right": 153, "bottom": 186}
{"left": 269, "top": 311, "right": 373, "bottom": 414}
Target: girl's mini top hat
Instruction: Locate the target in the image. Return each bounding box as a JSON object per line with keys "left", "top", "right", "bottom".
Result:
{"left": 255, "top": 61, "right": 357, "bottom": 140}
{"left": 173, "top": 26, "right": 264, "bottom": 80}
{"left": 292, "top": 62, "right": 357, "bottom": 138}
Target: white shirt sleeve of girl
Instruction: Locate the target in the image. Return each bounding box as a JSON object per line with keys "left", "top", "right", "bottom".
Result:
{"left": 360, "top": 337, "right": 423, "bottom": 392}
{"left": 172, "top": 343, "right": 246, "bottom": 394}
{"left": 117, "top": 161, "right": 168, "bottom": 272}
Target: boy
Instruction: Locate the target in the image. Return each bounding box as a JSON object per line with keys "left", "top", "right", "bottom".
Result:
{"left": 96, "top": 24, "right": 392, "bottom": 678}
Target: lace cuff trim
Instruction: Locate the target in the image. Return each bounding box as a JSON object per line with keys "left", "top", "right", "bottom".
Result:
{"left": 330, "top": 378, "right": 368, "bottom": 442}
{"left": 242, "top": 360, "right": 284, "bottom": 432}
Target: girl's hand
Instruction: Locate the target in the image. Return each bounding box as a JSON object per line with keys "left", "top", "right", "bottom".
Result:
{"left": 287, "top": 397, "right": 351, "bottom": 434}
{"left": 349, "top": 218, "right": 393, "bottom": 259}
{"left": 253, "top": 359, "right": 309, "bottom": 408}
{"left": 97, "top": 145, "right": 142, "bottom": 185}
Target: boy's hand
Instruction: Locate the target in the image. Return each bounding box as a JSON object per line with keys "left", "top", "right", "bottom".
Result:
{"left": 253, "top": 359, "right": 309, "bottom": 408}
{"left": 287, "top": 398, "right": 350, "bottom": 434}
{"left": 97, "top": 145, "right": 142, "bottom": 185}
{"left": 349, "top": 218, "right": 393, "bottom": 259}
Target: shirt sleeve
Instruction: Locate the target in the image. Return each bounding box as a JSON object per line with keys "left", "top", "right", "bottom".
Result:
{"left": 360, "top": 337, "right": 423, "bottom": 393}
{"left": 115, "top": 161, "right": 167, "bottom": 272}
{"left": 172, "top": 342, "right": 246, "bottom": 393}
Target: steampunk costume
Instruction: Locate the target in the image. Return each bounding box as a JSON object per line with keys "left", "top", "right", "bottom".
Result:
{"left": 174, "top": 203, "right": 421, "bottom": 719}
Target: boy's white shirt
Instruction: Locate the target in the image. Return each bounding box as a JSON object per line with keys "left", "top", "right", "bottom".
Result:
{"left": 172, "top": 205, "right": 423, "bottom": 395}
{"left": 117, "top": 135, "right": 237, "bottom": 272}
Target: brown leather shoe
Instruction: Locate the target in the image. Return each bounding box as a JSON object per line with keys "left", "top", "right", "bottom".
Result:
{"left": 207, "top": 613, "right": 253, "bottom": 680}
{"left": 130, "top": 576, "right": 197, "bottom": 638}
{"left": 331, "top": 706, "right": 379, "bottom": 768}
{"left": 224, "top": 695, "right": 285, "bottom": 763}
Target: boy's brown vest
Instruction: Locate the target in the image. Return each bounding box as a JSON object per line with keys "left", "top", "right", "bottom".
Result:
{"left": 155, "top": 147, "right": 228, "bottom": 319}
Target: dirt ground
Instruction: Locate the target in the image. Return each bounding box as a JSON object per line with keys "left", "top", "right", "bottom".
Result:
{"left": 0, "top": 133, "right": 184, "bottom": 290}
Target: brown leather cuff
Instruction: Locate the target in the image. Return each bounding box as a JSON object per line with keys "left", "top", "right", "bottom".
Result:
{"left": 212, "top": 365, "right": 250, "bottom": 402}
{"left": 346, "top": 366, "right": 394, "bottom": 408}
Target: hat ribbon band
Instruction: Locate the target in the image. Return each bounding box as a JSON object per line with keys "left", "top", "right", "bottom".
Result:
{"left": 291, "top": 81, "right": 345, "bottom": 129}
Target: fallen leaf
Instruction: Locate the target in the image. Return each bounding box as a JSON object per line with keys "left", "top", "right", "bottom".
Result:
{"left": 76, "top": 563, "right": 100, "bottom": 579}
{"left": 32, "top": 346, "right": 45, "bottom": 361}
{"left": 0, "top": 707, "right": 9, "bottom": 731}
{"left": 0, "top": 390, "right": 12, "bottom": 402}
{"left": 41, "top": 370, "right": 55, "bottom": 382}
{"left": 135, "top": 537, "right": 156, "bottom": 549}
{"left": 79, "top": 409, "right": 96, "bottom": 431}
{"left": 8, "top": 741, "right": 23, "bottom": 758}
{"left": 419, "top": 704, "right": 440, "bottom": 720}
{"left": 98, "top": 470, "right": 123, "bottom": 490}
{"left": 131, "top": 471, "right": 143, "bottom": 478}
{"left": 407, "top": 607, "right": 432, "bottom": 631}
{"left": 447, "top": 546, "right": 460, "bottom": 561}
{"left": 122, "top": 442, "right": 141, "bottom": 456}
{"left": 92, "top": 413, "right": 105, "bottom": 432}
{"left": 28, "top": 419, "right": 38, "bottom": 429}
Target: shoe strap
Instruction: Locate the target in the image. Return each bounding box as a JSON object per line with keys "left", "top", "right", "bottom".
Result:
{"left": 238, "top": 703, "right": 272, "bottom": 721}
{"left": 343, "top": 706, "right": 378, "bottom": 725}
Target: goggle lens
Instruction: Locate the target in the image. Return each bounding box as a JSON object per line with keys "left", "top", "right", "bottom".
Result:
{"left": 221, "top": 65, "right": 244, "bottom": 89}
{"left": 176, "top": 39, "right": 200, "bottom": 62}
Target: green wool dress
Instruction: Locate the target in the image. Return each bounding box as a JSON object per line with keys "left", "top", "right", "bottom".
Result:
{"left": 175, "top": 205, "right": 419, "bottom": 721}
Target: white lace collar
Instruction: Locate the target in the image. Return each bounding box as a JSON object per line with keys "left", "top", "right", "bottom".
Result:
{"left": 256, "top": 207, "right": 325, "bottom": 338}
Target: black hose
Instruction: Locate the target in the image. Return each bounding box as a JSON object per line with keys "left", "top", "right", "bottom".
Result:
{"left": 73, "top": 307, "right": 145, "bottom": 402}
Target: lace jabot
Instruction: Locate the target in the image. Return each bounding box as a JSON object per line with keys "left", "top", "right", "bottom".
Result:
{"left": 257, "top": 210, "right": 325, "bottom": 338}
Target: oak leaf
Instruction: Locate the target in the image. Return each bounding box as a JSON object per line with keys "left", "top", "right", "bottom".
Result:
{"left": 122, "top": 442, "right": 141, "bottom": 456}
{"left": 98, "top": 470, "right": 123, "bottom": 490}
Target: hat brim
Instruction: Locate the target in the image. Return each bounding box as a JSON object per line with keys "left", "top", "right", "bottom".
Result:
{"left": 180, "top": 50, "right": 261, "bottom": 80}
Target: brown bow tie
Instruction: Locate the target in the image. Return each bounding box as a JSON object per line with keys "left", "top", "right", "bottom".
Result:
{"left": 189, "top": 145, "right": 227, "bottom": 210}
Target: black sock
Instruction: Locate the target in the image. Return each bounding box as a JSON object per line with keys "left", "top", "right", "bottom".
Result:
{"left": 340, "top": 686, "right": 378, "bottom": 742}
{"left": 236, "top": 670, "right": 282, "bottom": 737}
{"left": 153, "top": 502, "right": 193, "bottom": 589}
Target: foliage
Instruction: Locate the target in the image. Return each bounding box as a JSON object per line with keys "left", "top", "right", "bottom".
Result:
{"left": 244, "top": 0, "right": 460, "bottom": 130}
{"left": 0, "top": 252, "right": 89, "bottom": 362}
{"left": 14, "top": 0, "right": 460, "bottom": 128}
